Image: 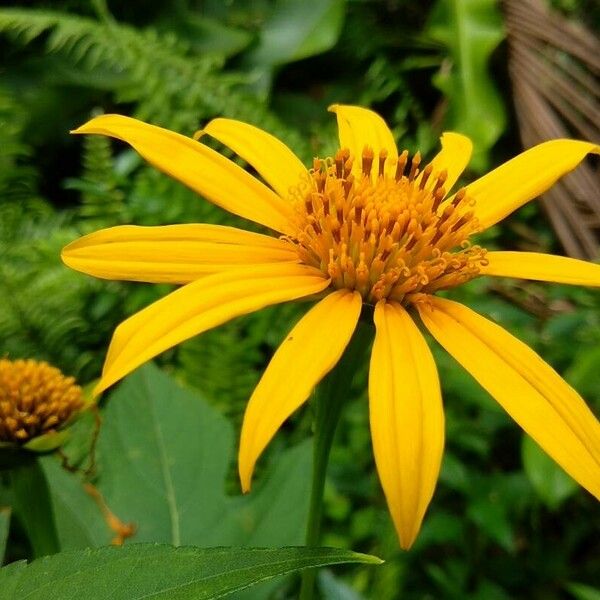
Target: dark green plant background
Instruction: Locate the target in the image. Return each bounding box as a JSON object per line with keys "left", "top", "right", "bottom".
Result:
{"left": 0, "top": 0, "right": 599, "bottom": 598}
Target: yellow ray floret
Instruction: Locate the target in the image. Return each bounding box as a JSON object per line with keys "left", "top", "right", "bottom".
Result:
{"left": 422, "top": 132, "right": 473, "bottom": 193}
{"left": 239, "top": 290, "right": 362, "bottom": 492}
{"left": 199, "top": 117, "right": 309, "bottom": 200}
{"left": 370, "top": 302, "right": 444, "bottom": 549}
{"left": 418, "top": 296, "right": 600, "bottom": 500}
{"left": 466, "top": 139, "right": 600, "bottom": 230}
{"left": 329, "top": 104, "right": 398, "bottom": 178}
{"left": 62, "top": 224, "right": 300, "bottom": 283}
{"left": 72, "top": 114, "right": 296, "bottom": 234}
{"left": 95, "top": 263, "right": 329, "bottom": 395}
{"left": 480, "top": 251, "right": 600, "bottom": 286}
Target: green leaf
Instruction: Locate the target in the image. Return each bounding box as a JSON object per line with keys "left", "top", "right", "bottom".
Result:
{"left": 0, "top": 507, "right": 9, "bottom": 564}
{"left": 565, "top": 582, "right": 600, "bottom": 600}
{"left": 252, "top": 0, "right": 345, "bottom": 65}
{"left": 245, "top": 0, "right": 346, "bottom": 93}
{"left": 565, "top": 345, "right": 600, "bottom": 400}
{"left": 41, "top": 363, "right": 312, "bottom": 549}
{"left": 466, "top": 495, "right": 514, "bottom": 552}
{"left": 425, "top": 0, "right": 506, "bottom": 171}
{"left": 521, "top": 435, "right": 578, "bottom": 510}
{"left": 415, "top": 511, "right": 465, "bottom": 547}
{"left": 0, "top": 544, "right": 382, "bottom": 600}
{"left": 319, "top": 569, "right": 367, "bottom": 600}
{"left": 40, "top": 364, "right": 315, "bottom": 599}
{"left": 160, "top": 14, "right": 253, "bottom": 57}
{"left": 10, "top": 458, "right": 59, "bottom": 557}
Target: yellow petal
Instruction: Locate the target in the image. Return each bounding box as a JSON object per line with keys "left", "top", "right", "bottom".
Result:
{"left": 62, "top": 224, "right": 299, "bottom": 283}
{"left": 72, "top": 115, "right": 296, "bottom": 234}
{"left": 418, "top": 297, "right": 600, "bottom": 500}
{"left": 239, "top": 290, "right": 362, "bottom": 491}
{"left": 370, "top": 301, "right": 444, "bottom": 549}
{"left": 199, "top": 118, "right": 309, "bottom": 200}
{"left": 481, "top": 251, "right": 600, "bottom": 286}
{"left": 328, "top": 104, "right": 398, "bottom": 177}
{"left": 465, "top": 140, "right": 600, "bottom": 230}
{"left": 95, "top": 263, "right": 330, "bottom": 396}
{"left": 425, "top": 132, "right": 473, "bottom": 193}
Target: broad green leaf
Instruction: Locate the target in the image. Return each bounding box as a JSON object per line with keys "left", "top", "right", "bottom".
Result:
{"left": 42, "top": 364, "right": 311, "bottom": 552}
{"left": 251, "top": 0, "right": 345, "bottom": 65}
{"left": 0, "top": 507, "right": 9, "bottom": 564}
{"left": 522, "top": 435, "right": 578, "bottom": 510}
{"left": 160, "top": 14, "right": 253, "bottom": 57}
{"left": 40, "top": 365, "right": 314, "bottom": 599}
{"left": 245, "top": 0, "right": 346, "bottom": 93}
{"left": 0, "top": 544, "right": 382, "bottom": 600}
{"left": 425, "top": 0, "right": 506, "bottom": 172}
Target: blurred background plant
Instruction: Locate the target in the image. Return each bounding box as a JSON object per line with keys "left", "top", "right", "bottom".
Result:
{"left": 0, "top": 0, "right": 598, "bottom": 598}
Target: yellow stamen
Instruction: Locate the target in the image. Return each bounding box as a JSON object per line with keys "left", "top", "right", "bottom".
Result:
{"left": 0, "top": 358, "right": 83, "bottom": 444}
{"left": 290, "top": 147, "right": 487, "bottom": 304}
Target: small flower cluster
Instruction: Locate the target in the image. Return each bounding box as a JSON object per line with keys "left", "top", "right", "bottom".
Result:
{"left": 0, "top": 358, "right": 82, "bottom": 444}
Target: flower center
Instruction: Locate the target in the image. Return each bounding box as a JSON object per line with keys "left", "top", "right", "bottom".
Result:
{"left": 289, "top": 147, "right": 487, "bottom": 304}
{"left": 0, "top": 358, "right": 83, "bottom": 444}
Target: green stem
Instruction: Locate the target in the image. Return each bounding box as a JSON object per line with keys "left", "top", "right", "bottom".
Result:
{"left": 299, "top": 320, "right": 372, "bottom": 600}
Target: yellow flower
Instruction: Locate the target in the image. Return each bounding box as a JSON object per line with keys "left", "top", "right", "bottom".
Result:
{"left": 0, "top": 358, "right": 83, "bottom": 447}
{"left": 62, "top": 105, "right": 600, "bottom": 549}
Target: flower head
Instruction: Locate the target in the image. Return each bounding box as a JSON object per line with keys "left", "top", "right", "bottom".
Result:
{"left": 63, "top": 105, "right": 600, "bottom": 548}
{"left": 0, "top": 358, "right": 83, "bottom": 446}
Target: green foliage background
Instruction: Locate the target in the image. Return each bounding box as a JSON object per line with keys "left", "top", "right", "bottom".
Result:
{"left": 0, "top": 0, "right": 599, "bottom": 598}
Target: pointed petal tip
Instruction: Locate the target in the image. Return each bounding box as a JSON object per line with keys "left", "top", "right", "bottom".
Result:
{"left": 70, "top": 124, "right": 90, "bottom": 135}
{"left": 392, "top": 514, "right": 420, "bottom": 550}
{"left": 440, "top": 131, "right": 473, "bottom": 149}
{"left": 239, "top": 464, "right": 253, "bottom": 494}
{"left": 61, "top": 237, "right": 80, "bottom": 263}
{"left": 398, "top": 536, "right": 416, "bottom": 551}
{"left": 70, "top": 114, "right": 116, "bottom": 135}
{"left": 192, "top": 129, "right": 204, "bottom": 141}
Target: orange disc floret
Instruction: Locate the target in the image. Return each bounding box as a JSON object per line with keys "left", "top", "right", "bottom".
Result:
{"left": 0, "top": 358, "right": 83, "bottom": 444}
{"left": 290, "top": 146, "right": 488, "bottom": 304}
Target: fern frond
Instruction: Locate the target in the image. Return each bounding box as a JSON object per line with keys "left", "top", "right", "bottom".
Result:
{"left": 0, "top": 7, "right": 309, "bottom": 157}
{"left": 64, "top": 133, "right": 126, "bottom": 226}
{"left": 0, "top": 86, "right": 41, "bottom": 205}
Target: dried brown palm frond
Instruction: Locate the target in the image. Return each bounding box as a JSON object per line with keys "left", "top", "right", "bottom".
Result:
{"left": 504, "top": 0, "right": 600, "bottom": 259}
